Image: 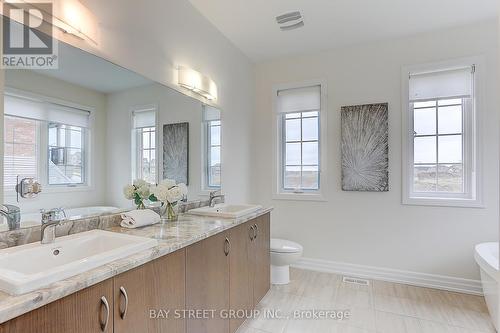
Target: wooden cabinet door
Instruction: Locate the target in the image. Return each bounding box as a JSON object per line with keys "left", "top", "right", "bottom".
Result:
{"left": 113, "top": 262, "right": 149, "bottom": 333}
{"left": 229, "top": 223, "right": 253, "bottom": 333}
{"left": 186, "top": 232, "right": 230, "bottom": 333}
{"left": 0, "top": 279, "right": 113, "bottom": 333}
{"left": 145, "top": 248, "right": 186, "bottom": 333}
{"left": 113, "top": 249, "right": 186, "bottom": 333}
{"left": 253, "top": 213, "right": 270, "bottom": 305}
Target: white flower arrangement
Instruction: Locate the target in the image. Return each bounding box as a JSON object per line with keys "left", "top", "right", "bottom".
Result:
{"left": 123, "top": 179, "right": 155, "bottom": 209}
{"left": 151, "top": 179, "right": 188, "bottom": 204}
{"left": 151, "top": 179, "right": 188, "bottom": 221}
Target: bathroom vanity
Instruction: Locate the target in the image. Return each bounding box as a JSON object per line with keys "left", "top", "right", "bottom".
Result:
{"left": 0, "top": 211, "right": 271, "bottom": 333}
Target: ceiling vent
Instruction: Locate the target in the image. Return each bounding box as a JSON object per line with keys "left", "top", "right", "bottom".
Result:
{"left": 276, "top": 11, "right": 304, "bottom": 31}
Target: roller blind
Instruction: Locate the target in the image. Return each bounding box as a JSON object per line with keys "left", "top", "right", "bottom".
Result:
{"left": 133, "top": 108, "right": 156, "bottom": 128}
{"left": 277, "top": 85, "right": 320, "bottom": 113}
{"left": 5, "top": 94, "right": 90, "bottom": 127}
{"left": 409, "top": 67, "right": 473, "bottom": 101}
{"left": 203, "top": 105, "right": 220, "bottom": 121}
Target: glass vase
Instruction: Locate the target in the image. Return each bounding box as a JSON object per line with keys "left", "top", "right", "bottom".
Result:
{"left": 163, "top": 202, "right": 178, "bottom": 222}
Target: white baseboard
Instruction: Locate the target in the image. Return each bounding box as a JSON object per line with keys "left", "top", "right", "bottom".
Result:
{"left": 292, "top": 257, "right": 483, "bottom": 295}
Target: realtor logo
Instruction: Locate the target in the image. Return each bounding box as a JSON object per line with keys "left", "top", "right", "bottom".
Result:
{"left": 2, "top": 1, "right": 58, "bottom": 69}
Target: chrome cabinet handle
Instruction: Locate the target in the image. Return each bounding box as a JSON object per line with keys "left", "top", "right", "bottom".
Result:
{"left": 100, "top": 296, "right": 110, "bottom": 332}
{"left": 119, "top": 286, "right": 129, "bottom": 319}
{"left": 224, "top": 237, "right": 230, "bottom": 256}
{"left": 254, "top": 224, "right": 258, "bottom": 240}
{"left": 249, "top": 225, "right": 255, "bottom": 241}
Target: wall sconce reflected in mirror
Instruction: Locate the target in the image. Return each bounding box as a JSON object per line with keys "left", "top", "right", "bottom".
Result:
{"left": 6, "top": 0, "right": 99, "bottom": 45}
{"left": 178, "top": 66, "right": 218, "bottom": 101}
{"left": 51, "top": 0, "right": 99, "bottom": 44}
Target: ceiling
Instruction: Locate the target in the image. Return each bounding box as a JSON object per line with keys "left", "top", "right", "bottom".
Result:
{"left": 188, "top": 0, "right": 499, "bottom": 62}
{"left": 34, "top": 42, "right": 152, "bottom": 94}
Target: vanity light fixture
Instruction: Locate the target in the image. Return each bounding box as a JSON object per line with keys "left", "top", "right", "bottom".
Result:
{"left": 178, "top": 67, "right": 218, "bottom": 101}
{"left": 10, "top": 0, "right": 99, "bottom": 45}
{"left": 52, "top": 0, "right": 99, "bottom": 44}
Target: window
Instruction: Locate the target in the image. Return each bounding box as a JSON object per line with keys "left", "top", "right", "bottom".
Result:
{"left": 282, "top": 111, "right": 319, "bottom": 190}
{"left": 48, "top": 124, "right": 86, "bottom": 185}
{"left": 412, "top": 99, "right": 465, "bottom": 193}
{"left": 137, "top": 126, "right": 156, "bottom": 184}
{"left": 403, "top": 60, "right": 481, "bottom": 207}
{"left": 132, "top": 107, "right": 157, "bottom": 184}
{"left": 275, "top": 84, "right": 325, "bottom": 199}
{"left": 203, "top": 105, "right": 221, "bottom": 189}
{"left": 4, "top": 116, "right": 39, "bottom": 191}
{"left": 4, "top": 92, "right": 91, "bottom": 194}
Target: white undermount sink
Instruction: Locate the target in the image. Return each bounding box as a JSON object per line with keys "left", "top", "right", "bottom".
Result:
{"left": 188, "top": 204, "right": 262, "bottom": 218}
{"left": 0, "top": 229, "right": 158, "bottom": 295}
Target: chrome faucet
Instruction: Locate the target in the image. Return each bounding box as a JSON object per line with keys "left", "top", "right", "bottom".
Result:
{"left": 208, "top": 190, "right": 224, "bottom": 208}
{"left": 40, "top": 208, "right": 66, "bottom": 244}
{"left": 0, "top": 205, "right": 21, "bottom": 230}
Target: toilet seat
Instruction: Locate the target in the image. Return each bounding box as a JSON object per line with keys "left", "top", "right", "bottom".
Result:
{"left": 270, "top": 238, "right": 303, "bottom": 254}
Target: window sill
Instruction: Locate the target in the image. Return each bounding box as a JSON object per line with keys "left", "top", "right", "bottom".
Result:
{"left": 43, "top": 186, "right": 94, "bottom": 194}
{"left": 273, "top": 192, "right": 327, "bottom": 202}
{"left": 403, "top": 196, "right": 484, "bottom": 208}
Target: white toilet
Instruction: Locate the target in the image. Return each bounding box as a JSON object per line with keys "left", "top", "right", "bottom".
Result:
{"left": 270, "top": 238, "right": 303, "bottom": 285}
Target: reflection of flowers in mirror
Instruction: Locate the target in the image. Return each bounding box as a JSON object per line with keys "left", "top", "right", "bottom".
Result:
{"left": 123, "top": 179, "right": 156, "bottom": 209}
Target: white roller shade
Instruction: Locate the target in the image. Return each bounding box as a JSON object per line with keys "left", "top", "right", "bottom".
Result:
{"left": 277, "top": 85, "right": 320, "bottom": 113}
{"left": 4, "top": 94, "right": 45, "bottom": 120}
{"left": 133, "top": 108, "right": 156, "bottom": 128}
{"left": 409, "top": 67, "right": 473, "bottom": 101}
{"left": 47, "top": 103, "right": 90, "bottom": 128}
{"left": 203, "top": 105, "right": 220, "bottom": 121}
{"left": 5, "top": 94, "right": 90, "bottom": 127}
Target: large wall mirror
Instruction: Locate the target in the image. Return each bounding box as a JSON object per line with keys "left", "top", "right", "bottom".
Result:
{"left": 1, "top": 40, "right": 222, "bottom": 231}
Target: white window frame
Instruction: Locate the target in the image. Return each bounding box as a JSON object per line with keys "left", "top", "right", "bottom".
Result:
{"left": 273, "top": 80, "right": 327, "bottom": 201}
{"left": 3, "top": 87, "right": 94, "bottom": 197}
{"left": 46, "top": 122, "right": 88, "bottom": 187}
{"left": 131, "top": 104, "right": 158, "bottom": 184}
{"left": 401, "top": 57, "right": 484, "bottom": 208}
{"left": 201, "top": 108, "right": 222, "bottom": 191}
{"left": 135, "top": 126, "right": 156, "bottom": 183}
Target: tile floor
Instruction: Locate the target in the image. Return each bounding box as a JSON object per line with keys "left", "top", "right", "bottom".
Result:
{"left": 237, "top": 268, "right": 495, "bottom": 333}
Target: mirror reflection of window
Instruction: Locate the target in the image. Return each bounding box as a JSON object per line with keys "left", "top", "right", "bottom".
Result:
{"left": 48, "top": 123, "right": 86, "bottom": 185}
{"left": 4, "top": 115, "right": 39, "bottom": 193}
{"left": 3, "top": 93, "right": 90, "bottom": 194}
{"left": 132, "top": 106, "right": 157, "bottom": 184}
{"left": 203, "top": 105, "right": 221, "bottom": 190}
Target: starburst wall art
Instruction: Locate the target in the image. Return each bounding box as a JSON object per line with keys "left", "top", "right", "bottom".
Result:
{"left": 341, "top": 103, "right": 389, "bottom": 192}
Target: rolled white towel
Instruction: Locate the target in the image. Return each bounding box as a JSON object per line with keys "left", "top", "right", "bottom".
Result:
{"left": 120, "top": 209, "right": 161, "bottom": 228}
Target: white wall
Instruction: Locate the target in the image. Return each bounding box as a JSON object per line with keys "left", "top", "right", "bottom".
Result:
{"left": 253, "top": 20, "right": 499, "bottom": 280}
{"left": 4, "top": 70, "right": 107, "bottom": 213}
{"left": 106, "top": 83, "right": 208, "bottom": 208}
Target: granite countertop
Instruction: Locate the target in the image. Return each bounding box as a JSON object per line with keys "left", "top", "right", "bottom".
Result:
{"left": 0, "top": 207, "right": 273, "bottom": 324}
